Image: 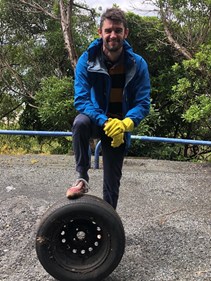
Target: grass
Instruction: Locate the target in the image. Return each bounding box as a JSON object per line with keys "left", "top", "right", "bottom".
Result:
{"left": 0, "top": 134, "right": 72, "bottom": 155}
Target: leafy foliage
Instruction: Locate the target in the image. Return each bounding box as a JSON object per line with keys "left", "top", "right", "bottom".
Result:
{"left": 157, "top": 0, "right": 211, "bottom": 56}
{"left": 0, "top": 1, "right": 211, "bottom": 160}
{"left": 0, "top": 0, "right": 96, "bottom": 128}
{"left": 126, "top": 7, "right": 211, "bottom": 160}
{"left": 35, "top": 76, "right": 76, "bottom": 131}
{"left": 171, "top": 44, "right": 211, "bottom": 140}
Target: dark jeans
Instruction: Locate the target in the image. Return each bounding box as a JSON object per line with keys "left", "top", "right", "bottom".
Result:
{"left": 72, "top": 114, "right": 125, "bottom": 209}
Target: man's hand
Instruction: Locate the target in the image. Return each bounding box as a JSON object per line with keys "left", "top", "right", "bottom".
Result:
{"left": 104, "top": 117, "right": 134, "bottom": 138}
{"left": 111, "top": 133, "right": 124, "bottom": 148}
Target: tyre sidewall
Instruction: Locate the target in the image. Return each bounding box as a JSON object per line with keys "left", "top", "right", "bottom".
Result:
{"left": 36, "top": 196, "right": 125, "bottom": 281}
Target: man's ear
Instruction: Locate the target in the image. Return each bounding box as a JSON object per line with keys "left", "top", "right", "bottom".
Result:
{"left": 98, "top": 28, "right": 102, "bottom": 38}
{"left": 124, "top": 28, "right": 129, "bottom": 39}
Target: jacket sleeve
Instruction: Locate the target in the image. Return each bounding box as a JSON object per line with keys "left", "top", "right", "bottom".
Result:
{"left": 125, "top": 56, "right": 151, "bottom": 126}
{"left": 74, "top": 53, "right": 108, "bottom": 127}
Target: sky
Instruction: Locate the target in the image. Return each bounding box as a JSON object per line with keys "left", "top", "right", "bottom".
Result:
{"left": 82, "top": 0, "right": 157, "bottom": 16}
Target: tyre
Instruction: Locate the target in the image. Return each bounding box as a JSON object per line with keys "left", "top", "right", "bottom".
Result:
{"left": 35, "top": 194, "right": 125, "bottom": 281}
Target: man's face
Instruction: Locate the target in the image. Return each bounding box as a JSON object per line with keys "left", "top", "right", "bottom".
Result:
{"left": 98, "top": 19, "right": 129, "bottom": 53}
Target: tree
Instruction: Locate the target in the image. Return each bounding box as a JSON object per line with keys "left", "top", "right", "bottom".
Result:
{"left": 1, "top": 1, "right": 210, "bottom": 160}
{"left": 157, "top": 0, "right": 211, "bottom": 132}
{"left": 156, "top": 0, "right": 211, "bottom": 158}
{"left": 141, "top": 0, "right": 211, "bottom": 59}
{"left": 0, "top": 93, "right": 23, "bottom": 125}
{"left": 128, "top": 4, "right": 211, "bottom": 159}
{"left": 16, "top": 0, "right": 97, "bottom": 69}
{"left": 0, "top": 0, "right": 97, "bottom": 128}
{"left": 172, "top": 44, "right": 211, "bottom": 138}
{"left": 35, "top": 76, "right": 76, "bottom": 131}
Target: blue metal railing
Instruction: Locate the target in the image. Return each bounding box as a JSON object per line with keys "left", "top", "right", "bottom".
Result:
{"left": 94, "top": 136, "right": 211, "bottom": 169}
{"left": 0, "top": 130, "right": 211, "bottom": 169}
{"left": 0, "top": 130, "right": 72, "bottom": 137}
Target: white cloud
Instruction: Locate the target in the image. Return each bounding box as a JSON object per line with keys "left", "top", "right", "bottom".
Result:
{"left": 83, "top": 0, "right": 157, "bottom": 16}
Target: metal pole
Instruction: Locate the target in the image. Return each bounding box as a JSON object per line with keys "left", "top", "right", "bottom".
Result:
{"left": 0, "top": 130, "right": 72, "bottom": 137}
{"left": 94, "top": 140, "right": 102, "bottom": 169}
{"left": 1, "top": 130, "right": 211, "bottom": 169}
{"left": 131, "top": 135, "right": 211, "bottom": 146}
{"left": 94, "top": 136, "right": 211, "bottom": 169}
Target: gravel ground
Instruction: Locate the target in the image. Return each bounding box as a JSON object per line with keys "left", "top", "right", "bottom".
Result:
{"left": 0, "top": 154, "right": 211, "bottom": 281}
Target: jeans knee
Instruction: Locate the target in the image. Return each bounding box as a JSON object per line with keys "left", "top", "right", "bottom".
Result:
{"left": 73, "top": 114, "right": 91, "bottom": 128}
{"left": 73, "top": 114, "right": 91, "bottom": 134}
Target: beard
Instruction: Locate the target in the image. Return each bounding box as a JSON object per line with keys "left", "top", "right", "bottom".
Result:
{"left": 103, "top": 38, "right": 124, "bottom": 52}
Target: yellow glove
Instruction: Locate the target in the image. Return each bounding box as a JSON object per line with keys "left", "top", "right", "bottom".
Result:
{"left": 111, "top": 133, "right": 124, "bottom": 148}
{"left": 104, "top": 118, "right": 134, "bottom": 138}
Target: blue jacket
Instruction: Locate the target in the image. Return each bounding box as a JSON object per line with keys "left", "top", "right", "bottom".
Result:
{"left": 74, "top": 38, "right": 151, "bottom": 145}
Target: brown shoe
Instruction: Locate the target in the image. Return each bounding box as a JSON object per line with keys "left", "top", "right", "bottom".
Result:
{"left": 66, "top": 178, "right": 89, "bottom": 199}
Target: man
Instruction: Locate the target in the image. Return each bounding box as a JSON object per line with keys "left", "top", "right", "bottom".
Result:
{"left": 66, "top": 7, "right": 150, "bottom": 209}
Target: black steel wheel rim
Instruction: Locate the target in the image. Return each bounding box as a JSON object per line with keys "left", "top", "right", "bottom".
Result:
{"left": 48, "top": 215, "right": 111, "bottom": 272}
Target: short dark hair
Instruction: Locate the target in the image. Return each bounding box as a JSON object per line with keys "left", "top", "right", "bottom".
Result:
{"left": 100, "top": 8, "right": 128, "bottom": 29}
